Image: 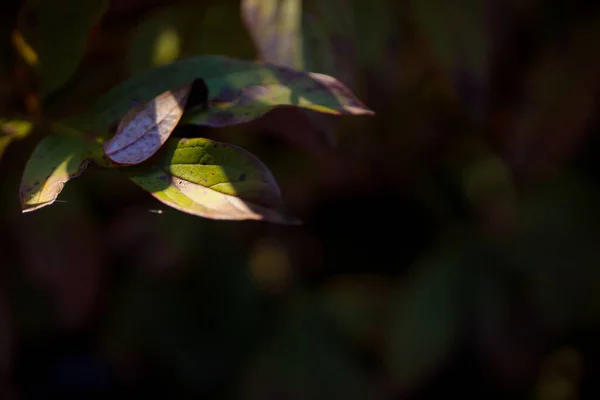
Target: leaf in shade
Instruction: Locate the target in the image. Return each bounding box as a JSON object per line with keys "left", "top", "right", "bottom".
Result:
{"left": 15, "top": 0, "right": 108, "bottom": 97}
{"left": 20, "top": 133, "right": 93, "bottom": 212}
{"left": 384, "top": 244, "right": 464, "bottom": 394}
{"left": 125, "top": 137, "right": 300, "bottom": 224}
{"left": 73, "top": 56, "right": 373, "bottom": 132}
{"left": 104, "top": 83, "right": 192, "bottom": 165}
{"left": 183, "top": 68, "right": 373, "bottom": 127}
{"left": 0, "top": 119, "right": 33, "bottom": 159}
{"left": 241, "top": 0, "right": 304, "bottom": 68}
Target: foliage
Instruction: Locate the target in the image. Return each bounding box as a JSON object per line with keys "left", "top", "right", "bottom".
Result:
{"left": 2, "top": 0, "right": 600, "bottom": 399}
{"left": 9, "top": 23, "right": 372, "bottom": 223}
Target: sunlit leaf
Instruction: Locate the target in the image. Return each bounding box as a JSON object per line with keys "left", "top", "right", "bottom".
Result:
{"left": 15, "top": 0, "right": 107, "bottom": 97}
{"left": 20, "top": 133, "right": 94, "bottom": 212}
{"left": 104, "top": 83, "right": 192, "bottom": 165}
{"left": 125, "top": 137, "right": 300, "bottom": 224}
{"left": 183, "top": 68, "right": 373, "bottom": 127}
{"left": 0, "top": 119, "right": 33, "bottom": 159}
{"left": 74, "top": 56, "right": 372, "bottom": 133}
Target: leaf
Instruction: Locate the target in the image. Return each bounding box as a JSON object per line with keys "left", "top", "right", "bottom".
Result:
{"left": 15, "top": 0, "right": 108, "bottom": 97}
{"left": 104, "top": 83, "right": 192, "bottom": 165}
{"left": 74, "top": 56, "right": 373, "bottom": 132}
{"left": 0, "top": 119, "right": 33, "bottom": 159}
{"left": 20, "top": 133, "right": 93, "bottom": 212}
{"left": 125, "top": 137, "right": 300, "bottom": 224}
{"left": 183, "top": 69, "right": 373, "bottom": 127}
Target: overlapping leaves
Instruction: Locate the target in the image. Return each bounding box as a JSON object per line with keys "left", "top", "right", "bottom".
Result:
{"left": 20, "top": 55, "right": 373, "bottom": 223}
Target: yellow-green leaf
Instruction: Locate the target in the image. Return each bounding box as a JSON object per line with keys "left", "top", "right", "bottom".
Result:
{"left": 125, "top": 137, "right": 300, "bottom": 224}
{"left": 20, "top": 133, "right": 92, "bottom": 212}
{"left": 183, "top": 69, "right": 373, "bottom": 127}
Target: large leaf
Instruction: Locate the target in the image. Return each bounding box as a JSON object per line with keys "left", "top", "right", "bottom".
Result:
{"left": 183, "top": 69, "right": 373, "bottom": 127}
{"left": 15, "top": 0, "right": 107, "bottom": 97}
{"left": 104, "top": 83, "right": 191, "bottom": 165}
{"left": 125, "top": 137, "right": 300, "bottom": 224}
{"left": 74, "top": 56, "right": 373, "bottom": 132}
{"left": 20, "top": 133, "right": 93, "bottom": 212}
{"left": 0, "top": 119, "right": 33, "bottom": 160}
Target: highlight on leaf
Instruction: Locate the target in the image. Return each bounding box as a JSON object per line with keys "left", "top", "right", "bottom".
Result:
{"left": 124, "top": 137, "right": 300, "bottom": 225}
{"left": 183, "top": 67, "right": 374, "bottom": 127}
{"left": 20, "top": 133, "right": 92, "bottom": 212}
{"left": 103, "top": 82, "right": 193, "bottom": 165}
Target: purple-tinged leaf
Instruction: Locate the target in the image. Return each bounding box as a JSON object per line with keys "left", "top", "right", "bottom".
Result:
{"left": 104, "top": 83, "right": 191, "bottom": 165}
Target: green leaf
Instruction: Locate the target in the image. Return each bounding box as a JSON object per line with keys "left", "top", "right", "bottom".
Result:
{"left": 125, "top": 137, "right": 300, "bottom": 224}
{"left": 104, "top": 83, "right": 192, "bottom": 165}
{"left": 0, "top": 119, "right": 33, "bottom": 159}
{"left": 74, "top": 55, "right": 373, "bottom": 132}
{"left": 20, "top": 133, "right": 94, "bottom": 212}
{"left": 15, "top": 0, "right": 107, "bottom": 97}
{"left": 183, "top": 69, "right": 373, "bottom": 127}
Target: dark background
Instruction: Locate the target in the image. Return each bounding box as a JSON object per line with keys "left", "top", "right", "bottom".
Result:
{"left": 2, "top": 0, "right": 600, "bottom": 398}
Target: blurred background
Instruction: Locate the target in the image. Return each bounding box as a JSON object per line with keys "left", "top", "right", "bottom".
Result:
{"left": 2, "top": 0, "right": 600, "bottom": 398}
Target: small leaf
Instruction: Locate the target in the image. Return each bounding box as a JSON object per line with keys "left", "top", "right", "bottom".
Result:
{"left": 74, "top": 56, "right": 373, "bottom": 132}
{"left": 104, "top": 83, "right": 192, "bottom": 165}
{"left": 125, "top": 137, "right": 300, "bottom": 224}
{"left": 20, "top": 133, "right": 93, "bottom": 212}
{"left": 15, "top": 0, "right": 108, "bottom": 97}
{"left": 0, "top": 119, "right": 33, "bottom": 159}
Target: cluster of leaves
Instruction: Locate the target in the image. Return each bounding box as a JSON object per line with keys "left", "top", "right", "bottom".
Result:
{"left": 7, "top": 0, "right": 373, "bottom": 224}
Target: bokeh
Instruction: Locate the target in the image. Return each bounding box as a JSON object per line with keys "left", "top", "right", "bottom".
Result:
{"left": 2, "top": 0, "right": 600, "bottom": 398}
